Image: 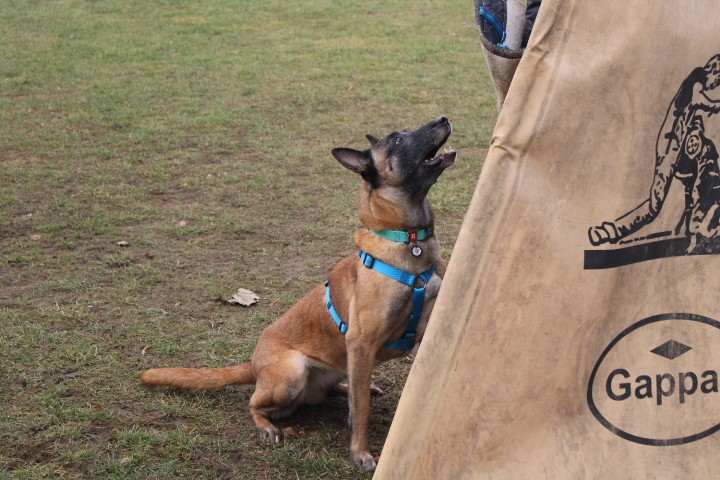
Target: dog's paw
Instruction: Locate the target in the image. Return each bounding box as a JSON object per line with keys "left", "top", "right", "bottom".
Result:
{"left": 257, "top": 426, "right": 283, "bottom": 444}
{"left": 333, "top": 382, "right": 350, "bottom": 396}
{"left": 333, "top": 382, "right": 383, "bottom": 397}
{"left": 351, "top": 451, "right": 377, "bottom": 472}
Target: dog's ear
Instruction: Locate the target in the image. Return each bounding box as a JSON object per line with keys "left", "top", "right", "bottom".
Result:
{"left": 332, "top": 148, "right": 379, "bottom": 186}
{"left": 332, "top": 148, "right": 372, "bottom": 174}
{"left": 366, "top": 134, "right": 379, "bottom": 146}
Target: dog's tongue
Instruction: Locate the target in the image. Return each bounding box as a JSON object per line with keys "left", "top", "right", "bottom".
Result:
{"left": 435, "top": 150, "right": 457, "bottom": 167}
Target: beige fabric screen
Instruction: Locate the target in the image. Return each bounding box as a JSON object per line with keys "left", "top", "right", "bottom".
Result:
{"left": 375, "top": 1, "right": 720, "bottom": 478}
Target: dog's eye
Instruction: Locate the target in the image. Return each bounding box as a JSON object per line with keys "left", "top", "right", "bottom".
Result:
{"left": 394, "top": 137, "right": 403, "bottom": 144}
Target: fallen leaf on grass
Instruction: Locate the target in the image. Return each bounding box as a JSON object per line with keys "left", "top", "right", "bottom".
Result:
{"left": 216, "top": 288, "right": 260, "bottom": 306}
{"left": 176, "top": 220, "right": 187, "bottom": 227}
{"left": 116, "top": 240, "right": 129, "bottom": 247}
{"left": 31, "top": 234, "right": 41, "bottom": 241}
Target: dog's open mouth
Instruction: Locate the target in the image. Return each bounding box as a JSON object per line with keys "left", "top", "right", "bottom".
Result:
{"left": 423, "top": 147, "right": 457, "bottom": 168}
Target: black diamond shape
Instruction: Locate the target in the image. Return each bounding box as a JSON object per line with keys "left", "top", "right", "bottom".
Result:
{"left": 651, "top": 340, "right": 692, "bottom": 360}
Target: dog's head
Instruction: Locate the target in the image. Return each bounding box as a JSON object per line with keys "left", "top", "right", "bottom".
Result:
{"left": 332, "top": 116, "right": 456, "bottom": 199}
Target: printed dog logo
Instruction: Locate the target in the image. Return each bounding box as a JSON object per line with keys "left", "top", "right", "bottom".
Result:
{"left": 141, "top": 116, "right": 456, "bottom": 471}
{"left": 586, "top": 54, "right": 720, "bottom": 269}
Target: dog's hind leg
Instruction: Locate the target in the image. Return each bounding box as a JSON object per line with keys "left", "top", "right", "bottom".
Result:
{"left": 249, "top": 350, "right": 309, "bottom": 444}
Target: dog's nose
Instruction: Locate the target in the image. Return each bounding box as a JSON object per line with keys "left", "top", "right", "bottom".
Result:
{"left": 436, "top": 116, "right": 449, "bottom": 125}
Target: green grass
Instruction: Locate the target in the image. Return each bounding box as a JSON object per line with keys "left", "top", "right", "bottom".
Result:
{"left": 0, "top": 0, "right": 495, "bottom": 478}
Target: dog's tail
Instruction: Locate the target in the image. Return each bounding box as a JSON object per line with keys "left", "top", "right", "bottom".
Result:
{"left": 140, "top": 363, "right": 256, "bottom": 392}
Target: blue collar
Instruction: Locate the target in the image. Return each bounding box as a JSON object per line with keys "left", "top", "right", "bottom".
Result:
{"left": 325, "top": 251, "right": 435, "bottom": 350}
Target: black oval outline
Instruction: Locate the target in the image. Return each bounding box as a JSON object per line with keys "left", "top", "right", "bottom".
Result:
{"left": 587, "top": 312, "right": 720, "bottom": 446}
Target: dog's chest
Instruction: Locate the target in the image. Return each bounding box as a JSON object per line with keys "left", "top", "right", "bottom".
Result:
{"left": 381, "top": 272, "right": 442, "bottom": 321}
{"left": 423, "top": 273, "right": 442, "bottom": 301}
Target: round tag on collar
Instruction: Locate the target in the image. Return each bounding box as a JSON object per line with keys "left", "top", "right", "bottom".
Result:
{"left": 411, "top": 245, "right": 422, "bottom": 257}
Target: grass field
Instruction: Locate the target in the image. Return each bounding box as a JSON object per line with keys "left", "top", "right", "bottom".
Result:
{"left": 0, "top": 0, "right": 495, "bottom": 478}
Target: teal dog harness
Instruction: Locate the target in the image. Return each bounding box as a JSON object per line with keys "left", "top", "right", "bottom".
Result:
{"left": 325, "top": 251, "right": 436, "bottom": 350}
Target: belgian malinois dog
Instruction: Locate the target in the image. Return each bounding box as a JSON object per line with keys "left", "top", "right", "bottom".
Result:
{"left": 140, "top": 116, "right": 456, "bottom": 471}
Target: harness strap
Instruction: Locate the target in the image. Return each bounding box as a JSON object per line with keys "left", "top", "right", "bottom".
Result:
{"left": 324, "top": 251, "right": 435, "bottom": 350}
{"left": 325, "top": 280, "right": 348, "bottom": 334}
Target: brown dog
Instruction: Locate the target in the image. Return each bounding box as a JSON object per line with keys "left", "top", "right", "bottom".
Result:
{"left": 140, "top": 116, "right": 456, "bottom": 471}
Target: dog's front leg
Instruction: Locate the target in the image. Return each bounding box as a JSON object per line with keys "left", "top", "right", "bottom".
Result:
{"left": 346, "top": 339, "right": 377, "bottom": 471}
{"left": 434, "top": 257, "right": 448, "bottom": 278}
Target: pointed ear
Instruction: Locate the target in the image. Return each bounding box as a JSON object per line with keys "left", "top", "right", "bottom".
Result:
{"left": 366, "top": 134, "right": 379, "bottom": 146}
{"left": 331, "top": 147, "right": 373, "bottom": 175}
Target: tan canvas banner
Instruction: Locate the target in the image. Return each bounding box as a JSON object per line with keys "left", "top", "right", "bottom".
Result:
{"left": 375, "top": 1, "right": 720, "bottom": 478}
